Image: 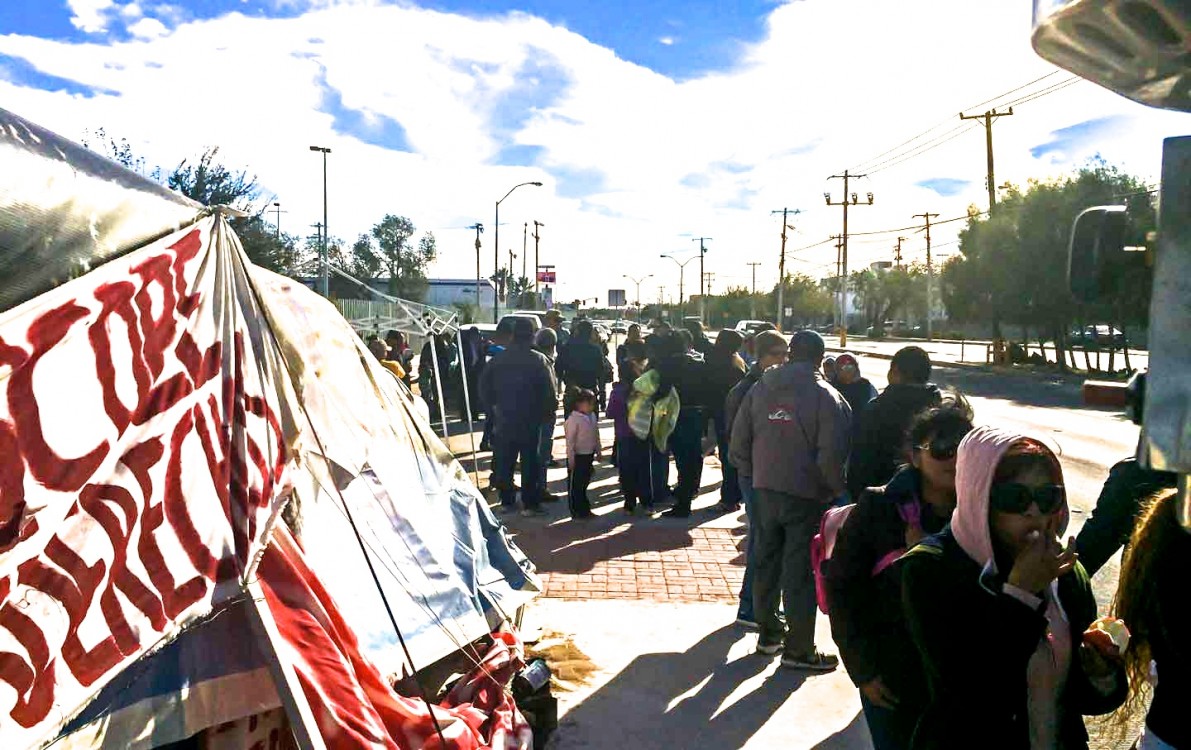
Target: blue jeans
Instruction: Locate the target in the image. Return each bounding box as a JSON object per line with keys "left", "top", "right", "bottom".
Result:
{"left": 668, "top": 408, "right": 705, "bottom": 512}
{"left": 491, "top": 431, "right": 542, "bottom": 510}
{"left": 714, "top": 413, "right": 741, "bottom": 506}
{"left": 860, "top": 694, "right": 916, "bottom": 750}
{"left": 536, "top": 420, "right": 554, "bottom": 490}
{"left": 737, "top": 475, "right": 756, "bottom": 620}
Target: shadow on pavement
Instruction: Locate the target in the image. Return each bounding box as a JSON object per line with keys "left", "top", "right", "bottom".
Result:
{"left": 548, "top": 625, "right": 807, "bottom": 750}
{"left": 809, "top": 711, "right": 871, "bottom": 749}
{"left": 932, "top": 367, "right": 1130, "bottom": 417}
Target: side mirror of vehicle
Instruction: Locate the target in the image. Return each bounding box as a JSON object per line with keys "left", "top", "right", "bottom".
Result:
{"left": 1068, "top": 205, "right": 1128, "bottom": 303}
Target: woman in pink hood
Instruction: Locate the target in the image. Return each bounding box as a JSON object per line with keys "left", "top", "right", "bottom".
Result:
{"left": 900, "top": 425, "right": 1126, "bottom": 749}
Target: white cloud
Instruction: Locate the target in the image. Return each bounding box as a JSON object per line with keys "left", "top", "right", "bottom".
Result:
{"left": 659, "top": 36, "right": 674, "bottom": 46}
{"left": 0, "top": 0, "right": 1181, "bottom": 302}
{"left": 127, "top": 17, "right": 168, "bottom": 38}
{"left": 67, "top": 0, "right": 117, "bottom": 33}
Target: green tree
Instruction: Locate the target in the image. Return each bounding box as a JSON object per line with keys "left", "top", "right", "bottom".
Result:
{"left": 770, "top": 274, "right": 833, "bottom": 326}
{"left": 166, "top": 147, "right": 297, "bottom": 275}
{"left": 943, "top": 161, "right": 1156, "bottom": 370}
{"left": 350, "top": 215, "right": 436, "bottom": 300}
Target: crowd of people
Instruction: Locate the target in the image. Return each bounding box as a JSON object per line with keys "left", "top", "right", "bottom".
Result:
{"left": 366, "top": 313, "right": 1185, "bottom": 750}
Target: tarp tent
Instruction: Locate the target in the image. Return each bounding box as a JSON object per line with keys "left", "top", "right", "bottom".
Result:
{"left": 0, "top": 107, "right": 540, "bottom": 749}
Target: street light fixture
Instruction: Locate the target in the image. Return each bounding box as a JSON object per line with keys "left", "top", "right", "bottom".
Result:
{"left": 494, "top": 181, "right": 543, "bottom": 322}
{"left": 623, "top": 273, "right": 653, "bottom": 317}
{"left": 660, "top": 254, "right": 698, "bottom": 321}
{"left": 309, "top": 146, "right": 331, "bottom": 296}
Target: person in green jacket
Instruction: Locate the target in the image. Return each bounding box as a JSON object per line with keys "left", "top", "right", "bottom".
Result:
{"left": 901, "top": 426, "right": 1126, "bottom": 749}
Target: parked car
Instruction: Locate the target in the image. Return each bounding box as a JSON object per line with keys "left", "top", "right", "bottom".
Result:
{"left": 610, "top": 321, "right": 629, "bottom": 334}
{"left": 1070, "top": 324, "right": 1126, "bottom": 348}
{"left": 734, "top": 319, "right": 776, "bottom": 334}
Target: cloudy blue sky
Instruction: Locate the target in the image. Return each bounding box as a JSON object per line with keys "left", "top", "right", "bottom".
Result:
{"left": 0, "top": 0, "right": 1184, "bottom": 301}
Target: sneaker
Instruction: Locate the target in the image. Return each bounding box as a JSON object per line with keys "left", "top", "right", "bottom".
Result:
{"left": 735, "top": 616, "right": 759, "bottom": 630}
{"left": 755, "top": 638, "right": 783, "bottom": 656}
{"left": 520, "top": 507, "right": 548, "bottom": 517}
{"left": 780, "top": 651, "right": 839, "bottom": 672}
{"left": 661, "top": 507, "right": 690, "bottom": 519}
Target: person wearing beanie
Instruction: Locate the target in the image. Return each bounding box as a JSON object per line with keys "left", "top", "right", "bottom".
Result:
{"left": 479, "top": 317, "right": 559, "bottom": 516}
{"left": 729, "top": 329, "right": 852, "bottom": 670}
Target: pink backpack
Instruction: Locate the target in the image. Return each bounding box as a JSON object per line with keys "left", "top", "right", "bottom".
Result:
{"left": 812, "top": 499, "right": 922, "bottom": 614}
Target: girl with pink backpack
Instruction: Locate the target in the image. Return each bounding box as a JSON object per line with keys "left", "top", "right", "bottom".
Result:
{"left": 821, "top": 393, "right": 973, "bottom": 750}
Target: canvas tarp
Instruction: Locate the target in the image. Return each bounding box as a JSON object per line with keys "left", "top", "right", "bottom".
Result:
{"left": 0, "top": 211, "right": 539, "bottom": 749}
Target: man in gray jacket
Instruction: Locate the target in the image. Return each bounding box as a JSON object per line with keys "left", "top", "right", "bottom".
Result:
{"left": 729, "top": 329, "right": 851, "bottom": 670}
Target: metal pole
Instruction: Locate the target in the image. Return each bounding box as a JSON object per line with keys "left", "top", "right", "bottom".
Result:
{"left": 522, "top": 223, "right": 527, "bottom": 302}
{"left": 428, "top": 334, "right": 449, "bottom": 440}
{"left": 321, "top": 152, "right": 329, "bottom": 297}
{"left": 533, "top": 221, "right": 543, "bottom": 308}
{"left": 493, "top": 200, "right": 500, "bottom": 323}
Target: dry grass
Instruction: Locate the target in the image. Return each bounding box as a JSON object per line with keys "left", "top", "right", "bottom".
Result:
{"left": 525, "top": 630, "right": 599, "bottom": 693}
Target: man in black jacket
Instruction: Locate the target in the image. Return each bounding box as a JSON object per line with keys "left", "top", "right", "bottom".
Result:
{"left": 847, "top": 346, "right": 941, "bottom": 497}
{"left": 1075, "top": 457, "right": 1178, "bottom": 576}
{"left": 479, "top": 317, "right": 559, "bottom": 515}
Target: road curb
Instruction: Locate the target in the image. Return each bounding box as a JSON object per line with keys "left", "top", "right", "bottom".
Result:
{"left": 825, "top": 346, "right": 1096, "bottom": 384}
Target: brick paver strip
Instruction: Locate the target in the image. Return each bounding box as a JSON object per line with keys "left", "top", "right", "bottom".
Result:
{"left": 506, "top": 517, "right": 746, "bottom": 602}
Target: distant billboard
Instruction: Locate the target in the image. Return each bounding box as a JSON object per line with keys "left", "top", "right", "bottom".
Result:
{"left": 608, "top": 289, "right": 626, "bottom": 307}
{"left": 537, "top": 269, "right": 556, "bottom": 283}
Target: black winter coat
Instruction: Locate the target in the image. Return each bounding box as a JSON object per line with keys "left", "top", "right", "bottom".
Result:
{"left": 826, "top": 467, "right": 947, "bottom": 703}
{"left": 1074, "top": 457, "right": 1178, "bottom": 576}
{"left": 848, "top": 383, "right": 941, "bottom": 496}
{"left": 901, "top": 529, "right": 1126, "bottom": 750}
{"left": 478, "top": 344, "right": 558, "bottom": 439}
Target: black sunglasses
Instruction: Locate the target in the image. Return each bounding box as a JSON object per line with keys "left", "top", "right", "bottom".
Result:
{"left": 989, "top": 483, "right": 1065, "bottom": 515}
{"left": 915, "top": 431, "right": 969, "bottom": 460}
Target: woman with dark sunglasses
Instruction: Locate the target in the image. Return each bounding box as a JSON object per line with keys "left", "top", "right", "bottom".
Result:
{"left": 901, "top": 426, "right": 1126, "bottom": 749}
{"left": 826, "top": 392, "right": 973, "bottom": 749}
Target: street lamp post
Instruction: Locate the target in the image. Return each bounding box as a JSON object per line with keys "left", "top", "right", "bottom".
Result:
{"left": 660, "top": 254, "right": 698, "bottom": 321}
{"left": 309, "top": 146, "right": 331, "bottom": 297}
{"left": 623, "top": 274, "right": 653, "bottom": 319}
{"left": 494, "top": 181, "right": 543, "bottom": 322}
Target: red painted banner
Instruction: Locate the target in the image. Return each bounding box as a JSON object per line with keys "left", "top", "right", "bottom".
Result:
{"left": 0, "top": 219, "right": 292, "bottom": 748}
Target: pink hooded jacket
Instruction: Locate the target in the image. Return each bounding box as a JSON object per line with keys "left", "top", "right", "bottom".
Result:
{"left": 950, "top": 425, "right": 1073, "bottom": 750}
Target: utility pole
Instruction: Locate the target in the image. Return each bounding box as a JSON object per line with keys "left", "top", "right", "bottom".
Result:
{"left": 770, "top": 208, "right": 800, "bottom": 332}
{"left": 508, "top": 248, "right": 516, "bottom": 307}
{"left": 703, "top": 272, "right": 715, "bottom": 297}
{"left": 959, "top": 107, "right": 1014, "bottom": 213}
{"left": 533, "top": 220, "right": 544, "bottom": 308}
{"left": 690, "top": 237, "right": 712, "bottom": 322}
{"left": 893, "top": 236, "right": 906, "bottom": 269}
{"left": 522, "top": 222, "right": 528, "bottom": 291}
{"left": 826, "top": 171, "right": 874, "bottom": 346}
{"left": 746, "top": 261, "right": 762, "bottom": 318}
{"left": 914, "top": 212, "right": 940, "bottom": 341}
{"left": 469, "top": 223, "right": 484, "bottom": 310}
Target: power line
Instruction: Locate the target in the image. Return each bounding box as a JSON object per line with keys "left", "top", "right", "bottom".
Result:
{"left": 849, "top": 72, "right": 1080, "bottom": 175}
{"left": 866, "top": 123, "right": 980, "bottom": 174}
{"left": 960, "top": 70, "right": 1062, "bottom": 113}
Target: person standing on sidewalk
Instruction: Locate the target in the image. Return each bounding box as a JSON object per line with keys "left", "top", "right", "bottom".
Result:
{"left": 826, "top": 394, "right": 973, "bottom": 749}
{"left": 565, "top": 389, "right": 601, "bottom": 519}
{"left": 657, "top": 330, "right": 712, "bottom": 518}
{"left": 725, "top": 330, "right": 788, "bottom": 628}
{"left": 730, "top": 329, "right": 852, "bottom": 670}
{"left": 848, "top": 346, "right": 941, "bottom": 497}
{"left": 607, "top": 358, "right": 652, "bottom": 514}
{"left": 707, "top": 329, "right": 748, "bottom": 514}
{"left": 479, "top": 317, "right": 558, "bottom": 516}
{"left": 533, "top": 327, "right": 563, "bottom": 503}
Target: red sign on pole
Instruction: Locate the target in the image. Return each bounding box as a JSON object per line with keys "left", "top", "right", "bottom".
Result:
{"left": 537, "top": 270, "right": 556, "bottom": 283}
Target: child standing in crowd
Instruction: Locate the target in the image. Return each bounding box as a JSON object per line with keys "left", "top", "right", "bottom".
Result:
{"left": 565, "top": 389, "right": 601, "bottom": 520}
{"left": 607, "top": 358, "right": 650, "bottom": 514}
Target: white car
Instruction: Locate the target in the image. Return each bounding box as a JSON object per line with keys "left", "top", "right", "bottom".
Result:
{"left": 734, "top": 319, "right": 775, "bottom": 334}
